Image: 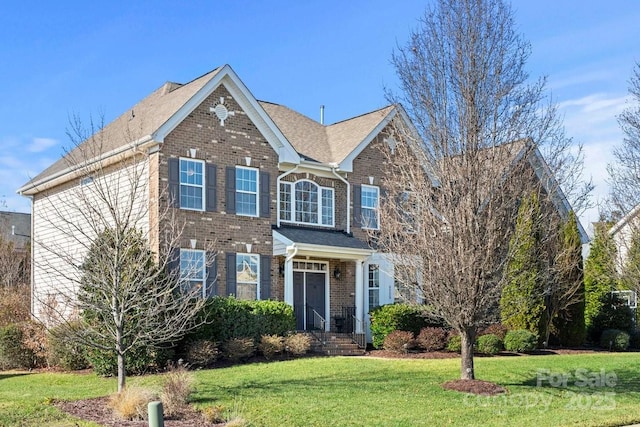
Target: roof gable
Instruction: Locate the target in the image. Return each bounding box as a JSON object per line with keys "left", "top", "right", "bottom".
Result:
{"left": 18, "top": 65, "right": 300, "bottom": 194}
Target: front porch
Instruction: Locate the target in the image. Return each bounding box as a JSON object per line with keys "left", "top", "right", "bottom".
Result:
{"left": 272, "top": 226, "right": 374, "bottom": 343}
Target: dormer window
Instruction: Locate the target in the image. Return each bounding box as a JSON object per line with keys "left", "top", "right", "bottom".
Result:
{"left": 279, "top": 180, "right": 334, "bottom": 227}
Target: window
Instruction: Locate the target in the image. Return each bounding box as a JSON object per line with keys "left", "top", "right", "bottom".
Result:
{"left": 80, "top": 176, "right": 94, "bottom": 186}
{"left": 394, "top": 265, "right": 420, "bottom": 304}
{"left": 236, "top": 166, "right": 258, "bottom": 216}
{"left": 180, "top": 249, "right": 206, "bottom": 297}
{"left": 179, "top": 159, "right": 204, "bottom": 210}
{"left": 361, "top": 185, "right": 380, "bottom": 230}
{"left": 399, "top": 191, "right": 418, "bottom": 233}
{"left": 368, "top": 264, "right": 380, "bottom": 310}
{"left": 236, "top": 253, "right": 259, "bottom": 300}
{"left": 280, "top": 180, "right": 334, "bottom": 227}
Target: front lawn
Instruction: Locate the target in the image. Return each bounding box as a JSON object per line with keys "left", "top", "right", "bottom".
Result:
{"left": 2, "top": 353, "right": 640, "bottom": 426}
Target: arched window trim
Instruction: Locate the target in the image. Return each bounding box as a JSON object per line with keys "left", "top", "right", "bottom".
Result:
{"left": 279, "top": 178, "right": 334, "bottom": 227}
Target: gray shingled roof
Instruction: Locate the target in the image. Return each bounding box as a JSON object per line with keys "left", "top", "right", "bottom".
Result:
{"left": 260, "top": 101, "right": 395, "bottom": 164}
{"left": 0, "top": 211, "right": 30, "bottom": 250}
{"left": 21, "top": 67, "right": 395, "bottom": 193}
{"left": 21, "top": 68, "right": 223, "bottom": 190}
{"left": 275, "top": 226, "right": 371, "bottom": 250}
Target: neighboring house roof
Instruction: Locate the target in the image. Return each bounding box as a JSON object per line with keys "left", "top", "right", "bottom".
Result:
{"left": 0, "top": 211, "right": 30, "bottom": 251}
{"left": 259, "top": 101, "right": 396, "bottom": 165}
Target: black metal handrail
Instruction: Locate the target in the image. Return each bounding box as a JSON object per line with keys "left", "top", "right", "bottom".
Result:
{"left": 342, "top": 306, "right": 366, "bottom": 349}
{"left": 306, "top": 305, "right": 326, "bottom": 344}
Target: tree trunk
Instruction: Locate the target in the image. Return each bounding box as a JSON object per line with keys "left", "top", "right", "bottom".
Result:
{"left": 117, "top": 351, "right": 126, "bottom": 393}
{"left": 460, "top": 328, "right": 475, "bottom": 380}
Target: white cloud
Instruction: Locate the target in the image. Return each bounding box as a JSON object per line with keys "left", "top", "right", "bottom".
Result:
{"left": 28, "top": 137, "right": 58, "bottom": 153}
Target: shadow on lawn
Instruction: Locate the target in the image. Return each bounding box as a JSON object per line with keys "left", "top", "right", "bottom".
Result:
{"left": 504, "top": 366, "right": 640, "bottom": 395}
{"left": 0, "top": 372, "right": 30, "bottom": 381}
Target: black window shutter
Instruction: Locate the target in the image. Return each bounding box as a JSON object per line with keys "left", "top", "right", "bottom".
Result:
{"left": 205, "top": 164, "right": 217, "bottom": 212}
{"left": 206, "top": 255, "right": 217, "bottom": 297}
{"left": 353, "top": 184, "right": 362, "bottom": 227}
{"left": 225, "top": 167, "right": 236, "bottom": 214}
{"left": 168, "top": 158, "right": 180, "bottom": 208}
{"left": 259, "top": 171, "right": 270, "bottom": 218}
{"left": 226, "top": 252, "right": 237, "bottom": 296}
{"left": 260, "top": 256, "right": 271, "bottom": 300}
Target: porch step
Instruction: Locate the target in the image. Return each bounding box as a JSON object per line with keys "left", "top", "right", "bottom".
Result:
{"left": 307, "top": 333, "right": 366, "bottom": 356}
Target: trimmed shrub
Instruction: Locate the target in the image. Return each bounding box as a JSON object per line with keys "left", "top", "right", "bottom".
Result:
{"left": 446, "top": 334, "right": 462, "bottom": 353}
{"left": 383, "top": 330, "right": 416, "bottom": 353}
{"left": 258, "top": 334, "right": 284, "bottom": 360}
{"left": 369, "top": 304, "right": 436, "bottom": 349}
{"left": 108, "top": 386, "right": 156, "bottom": 421}
{"left": 186, "top": 297, "right": 295, "bottom": 344}
{"left": 47, "top": 321, "right": 89, "bottom": 370}
{"left": 504, "top": 330, "right": 537, "bottom": 352}
{"left": 161, "top": 364, "right": 194, "bottom": 418}
{"left": 476, "top": 334, "right": 503, "bottom": 355}
{"left": 600, "top": 329, "right": 630, "bottom": 351}
{"left": 479, "top": 323, "right": 508, "bottom": 340}
{"left": 284, "top": 333, "right": 311, "bottom": 356}
{"left": 184, "top": 339, "right": 219, "bottom": 367}
{"left": 222, "top": 338, "right": 255, "bottom": 362}
{"left": 416, "top": 327, "right": 448, "bottom": 352}
{"left": 86, "top": 345, "right": 174, "bottom": 377}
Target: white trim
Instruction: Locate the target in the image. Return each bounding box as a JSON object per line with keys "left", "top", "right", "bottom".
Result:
{"left": 292, "top": 259, "right": 330, "bottom": 332}
{"left": 236, "top": 252, "right": 261, "bottom": 300}
{"left": 279, "top": 179, "right": 335, "bottom": 227}
{"left": 338, "top": 108, "right": 396, "bottom": 172}
{"left": 272, "top": 229, "right": 373, "bottom": 260}
{"left": 361, "top": 184, "right": 380, "bottom": 230}
{"left": 235, "top": 165, "right": 259, "bottom": 217}
{"left": 179, "top": 158, "right": 205, "bottom": 211}
{"left": 179, "top": 248, "right": 207, "bottom": 298}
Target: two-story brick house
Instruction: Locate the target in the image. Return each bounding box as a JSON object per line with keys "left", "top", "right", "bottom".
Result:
{"left": 19, "top": 65, "right": 412, "bottom": 339}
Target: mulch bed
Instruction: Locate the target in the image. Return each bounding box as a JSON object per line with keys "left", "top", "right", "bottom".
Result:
{"left": 55, "top": 396, "right": 222, "bottom": 427}
{"left": 442, "top": 379, "right": 506, "bottom": 395}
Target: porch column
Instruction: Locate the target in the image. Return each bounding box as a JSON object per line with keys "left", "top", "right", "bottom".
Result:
{"left": 284, "top": 255, "right": 294, "bottom": 306}
{"left": 355, "top": 259, "right": 364, "bottom": 333}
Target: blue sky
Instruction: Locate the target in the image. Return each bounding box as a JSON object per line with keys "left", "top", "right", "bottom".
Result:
{"left": 1, "top": 1, "right": 639, "bottom": 233}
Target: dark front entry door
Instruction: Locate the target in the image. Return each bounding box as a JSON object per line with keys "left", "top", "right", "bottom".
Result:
{"left": 293, "top": 271, "right": 326, "bottom": 330}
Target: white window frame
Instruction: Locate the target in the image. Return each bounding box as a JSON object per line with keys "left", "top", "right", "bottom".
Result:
{"left": 179, "top": 249, "right": 206, "bottom": 297}
{"left": 179, "top": 158, "right": 205, "bottom": 211}
{"left": 236, "top": 253, "right": 260, "bottom": 300}
{"left": 368, "top": 263, "right": 380, "bottom": 310}
{"left": 235, "top": 166, "right": 259, "bottom": 217}
{"left": 361, "top": 184, "right": 380, "bottom": 230}
{"left": 279, "top": 179, "right": 335, "bottom": 227}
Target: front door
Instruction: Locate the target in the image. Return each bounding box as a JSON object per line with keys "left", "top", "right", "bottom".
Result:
{"left": 293, "top": 271, "right": 326, "bottom": 330}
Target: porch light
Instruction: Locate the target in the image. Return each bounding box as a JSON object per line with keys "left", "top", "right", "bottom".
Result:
{"left": 333, "top": 266, "right": 341, "bottom": 280}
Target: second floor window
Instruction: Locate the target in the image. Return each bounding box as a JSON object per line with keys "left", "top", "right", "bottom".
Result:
{"left": 236, "top": 166, "right": 258, "bottom": 216}
{"left": 280, "top": 180, "right": 334, "bottom": 227}
{"left": 361, "top": 185, "right": 379, "bottom": 230}
{"left": 180, "top": 159, "right": 204, "bottom": 210}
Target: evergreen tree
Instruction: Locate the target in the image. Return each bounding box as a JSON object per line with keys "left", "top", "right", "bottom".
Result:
{"left": 551, "top": 211, "right": 586, "bottom": 346}
{"left": 500, "top": 192, "right": 545, "bottom": 336}
{"left": 584, "top": 222, "right": 618, "bottom": 332}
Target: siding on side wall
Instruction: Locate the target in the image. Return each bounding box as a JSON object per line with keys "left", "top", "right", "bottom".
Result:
{"left": 32, "top": 158, "right": 150, "bottom": 323}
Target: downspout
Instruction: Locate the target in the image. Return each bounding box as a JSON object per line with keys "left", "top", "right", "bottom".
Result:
{"left": 276, "top": 165, "right": 300, "bottom": 228}
{"left": 331, "top": 167, "right": 350, "bottom": 234}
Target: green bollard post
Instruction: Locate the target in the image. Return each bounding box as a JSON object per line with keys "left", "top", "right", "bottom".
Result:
{"left": 148, "top": 400, "right": 164, "bottom": 427}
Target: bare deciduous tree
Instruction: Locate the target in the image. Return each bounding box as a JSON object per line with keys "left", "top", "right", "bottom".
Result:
{"left": 31, "top": 116, "right": 214, "bottom": 392}
{"left": 381, "top": 0, "right": 589, "bottom": 380}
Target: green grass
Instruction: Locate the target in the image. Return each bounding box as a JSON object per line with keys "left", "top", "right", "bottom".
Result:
{"left": 2, "top": 353, "right": 640, "bottom": 426}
